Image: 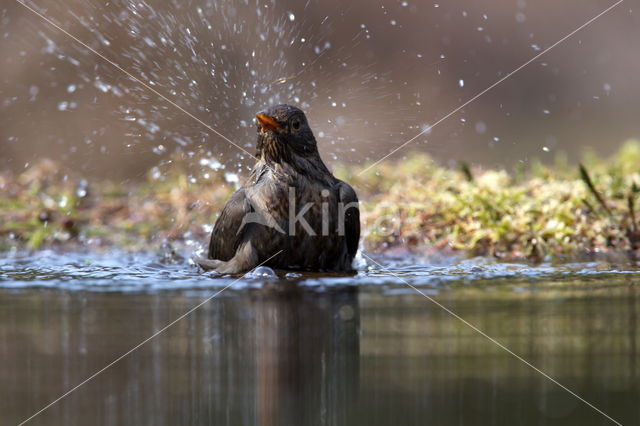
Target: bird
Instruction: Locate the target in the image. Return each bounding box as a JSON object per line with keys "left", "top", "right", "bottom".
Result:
{"left": 194, "top": 104, "right": 360, "bottom": 274}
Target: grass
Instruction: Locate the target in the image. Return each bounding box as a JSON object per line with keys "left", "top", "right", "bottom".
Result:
{"left": 2, "top": 141, "right": 640, "bottom": 260}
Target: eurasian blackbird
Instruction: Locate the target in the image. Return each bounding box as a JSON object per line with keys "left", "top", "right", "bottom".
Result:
{"left": 195, "top": 104, "right": 360, "bottom": 274}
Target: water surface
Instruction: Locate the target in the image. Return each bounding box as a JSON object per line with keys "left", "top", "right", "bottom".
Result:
{"left": 1, "top": 251, "right": 639, "bottom": 425}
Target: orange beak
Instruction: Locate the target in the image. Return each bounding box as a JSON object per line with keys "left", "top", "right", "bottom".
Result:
{"left": 256, "top": 113, "right": 282, "bottom": 132}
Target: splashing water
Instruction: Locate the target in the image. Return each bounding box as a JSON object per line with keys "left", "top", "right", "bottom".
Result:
{"left": 7, "top": 0, "right": 407, "bottom": 179}
{"left": 1, "top": 1, "right": 634, "bottom": 184}
{"left": 2, "top": 248, "right": 640, "bottom": 293}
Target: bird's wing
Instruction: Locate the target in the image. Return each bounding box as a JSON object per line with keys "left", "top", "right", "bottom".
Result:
{"left": 338, "top": 181, "right": 360, "bottom": 258}
{"left": 208, "top": 188, "right": 252, "bottom": 261}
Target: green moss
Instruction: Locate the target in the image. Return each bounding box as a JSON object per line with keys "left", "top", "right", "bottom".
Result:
{"left": 2, "top": 141, "right": 640, "bottom": 259}
{"left": 339, "top": 140, "right": 640, "bottom": 259}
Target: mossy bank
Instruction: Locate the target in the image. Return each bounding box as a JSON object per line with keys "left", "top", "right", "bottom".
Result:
{"left": 3, "top": 141, "right": 640, "bottom": 261}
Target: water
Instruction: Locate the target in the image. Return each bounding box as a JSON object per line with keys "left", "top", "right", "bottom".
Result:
{"left": 2, "top": 251, "right": 640, "bottom": 425}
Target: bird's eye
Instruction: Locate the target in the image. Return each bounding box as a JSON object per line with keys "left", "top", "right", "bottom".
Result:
{"left": 291, "top": 118, "right": 301, "bottom": 131}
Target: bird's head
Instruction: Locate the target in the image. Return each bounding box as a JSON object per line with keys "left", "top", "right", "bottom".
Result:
{"left": 255, "top": 104, "right": 319, "bottom": 164}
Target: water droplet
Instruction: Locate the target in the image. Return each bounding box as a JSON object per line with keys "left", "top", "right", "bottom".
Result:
{"left": 285, "top": 272, "right": 302, "bottom": 279}
{"left": 200, "top": 158, "right": 223, "bottom": 170}
{"left": 151, "top": 167, "right": 162, "bottom": 180}
{"left": 29, "top": 85, "right": 39, "bottom": 100}
{"left": 224, "top": 172, "right": 239, "bottom": 183}
{"left": 152, "top": 145, "right": 166, "bottom": 155}
{"left": 94, "top": 80, "right": 110, "bottom": 93}
{"left": 247, "top": 266, "right": 278, "bottom": 279}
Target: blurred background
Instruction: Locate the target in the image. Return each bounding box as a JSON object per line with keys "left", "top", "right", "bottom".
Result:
{"left": 1, "top": 0, "right": 638, "bottom": 179}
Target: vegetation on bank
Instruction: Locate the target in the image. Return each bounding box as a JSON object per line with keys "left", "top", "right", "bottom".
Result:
{"left": 2, "top": 141, "right": 640, "bottom": 260}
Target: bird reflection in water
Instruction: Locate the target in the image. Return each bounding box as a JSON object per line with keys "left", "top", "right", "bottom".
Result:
{"left": 253, "top": 284, "right": 359, "bottom": 425}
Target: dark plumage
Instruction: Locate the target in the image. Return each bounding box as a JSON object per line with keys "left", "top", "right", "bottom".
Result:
{"left": 195, "top": 104, "right": 360, "bottom": 274}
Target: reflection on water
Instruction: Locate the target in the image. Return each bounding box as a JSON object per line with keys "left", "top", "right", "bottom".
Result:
{"left": 1, "top": 254, "right": 640, "bottom": 425}
{"left": 254, "top": 288, "right": 359, "bottom": 426}
{"left": 1, "top": 285, "right": 361, "bottom": 426}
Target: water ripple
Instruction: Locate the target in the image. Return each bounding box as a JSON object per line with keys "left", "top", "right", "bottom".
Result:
{"left": 1, "top": 250, "right": 640, "bottom": 293}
